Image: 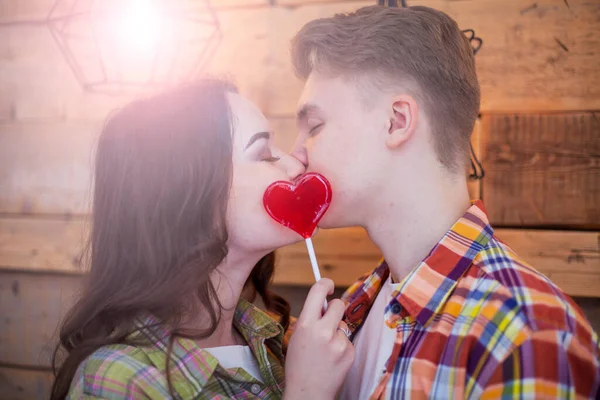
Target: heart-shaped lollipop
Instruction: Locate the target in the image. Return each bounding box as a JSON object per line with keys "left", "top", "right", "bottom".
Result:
{"left": 263, "top": 172, "right": 332, "bottom": 238}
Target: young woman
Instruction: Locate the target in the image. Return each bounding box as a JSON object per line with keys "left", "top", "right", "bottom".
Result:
{"left": 51, "top": 79, "right": 353, "bottom": 399}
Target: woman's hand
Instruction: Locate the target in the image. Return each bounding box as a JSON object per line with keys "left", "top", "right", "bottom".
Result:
{"left": 284, "top": 278, "right": 355, "bottom": 400}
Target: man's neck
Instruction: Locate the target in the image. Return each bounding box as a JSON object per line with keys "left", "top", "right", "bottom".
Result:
{"left": 364, "top": 171, "right": 470, "bottom": 283}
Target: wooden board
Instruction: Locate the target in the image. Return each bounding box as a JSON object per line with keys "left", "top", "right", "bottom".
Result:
{"left": 3, "top": 216, "right": 596, "bottom": 296}
{"left": 0, "top": 122, "right": 100, "bottom": 215}
{"left": 276, "top": 227, "right": 600, "bottom": 296}
{"left": 0, "top": 217, "right": 88, "bottom": 273}
{"left": 0, "top": 367, "right": 54, "bottom": 400}
{"left": 1, "top": 0, "right": 599, "bottom": 120}
{"left": 264, "top": 0, "right": 600, "bottom": 116}
{"left": 0, "top": 271, "right": 82, "bottom": 368}
{"left": 482, "top": 113, "right": 599, "bottom": 228}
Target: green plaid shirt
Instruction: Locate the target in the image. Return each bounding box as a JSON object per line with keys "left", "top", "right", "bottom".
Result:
{"left": 67, "top": 299, "right": 286, "bottom": 399}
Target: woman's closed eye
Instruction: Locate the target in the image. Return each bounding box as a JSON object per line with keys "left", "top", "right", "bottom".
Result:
{"left": 261, "top": 149, "right": 281, "bottom": 163}
{"left": 245, "top": 131, "right": 280, "bottom": 162}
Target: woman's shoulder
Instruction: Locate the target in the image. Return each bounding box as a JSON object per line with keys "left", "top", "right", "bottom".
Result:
{"left": 68, "top": 344, "right": 170, "bottom": 399}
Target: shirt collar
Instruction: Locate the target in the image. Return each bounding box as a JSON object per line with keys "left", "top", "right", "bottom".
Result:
{"left": 234, "top": 297, "right": 285, "bottom": 344}
{"left": 345, "top": 201, "right": 494, "bottom": 332}
{"left": 130, "top": 298, "right": 284, "bottom": 398}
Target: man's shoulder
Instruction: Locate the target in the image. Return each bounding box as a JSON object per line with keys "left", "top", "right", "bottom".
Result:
{"left": 468, "top": 235, "right": 597, "bottom": 341}
{"left": 475, "top": 235, "right": 573, "bottom": 308}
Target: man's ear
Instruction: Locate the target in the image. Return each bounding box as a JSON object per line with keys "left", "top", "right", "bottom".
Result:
{"left": 386, "top": 95, "right": 418, "bottom": 149}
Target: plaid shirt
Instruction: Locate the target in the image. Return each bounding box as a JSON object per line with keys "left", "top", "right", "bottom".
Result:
{"left": 342, "top": 201, "right": 600, "bottom": 399}
{"left": 67, "top": 299, "right": 286, "bottom": 399}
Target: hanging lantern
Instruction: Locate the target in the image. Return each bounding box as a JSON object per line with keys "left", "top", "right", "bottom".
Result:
{"left": 47, "top": 0, "right": 221, "bottom": 93}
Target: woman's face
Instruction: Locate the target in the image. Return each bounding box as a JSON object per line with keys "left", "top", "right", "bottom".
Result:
{"left": 226, "top": 93, "right": 306, "bottom": 254}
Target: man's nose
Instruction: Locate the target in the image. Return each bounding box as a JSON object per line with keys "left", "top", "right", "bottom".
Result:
{"left": 290, "top": 144, "right": 309, "bottom": 169}
{"left": 281, "top": 152, "right": 306, "bottom": 181}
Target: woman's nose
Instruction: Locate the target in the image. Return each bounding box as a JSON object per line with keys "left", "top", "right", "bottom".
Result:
{"left": 280, "top": 152, "right": 306, "bottom": 181}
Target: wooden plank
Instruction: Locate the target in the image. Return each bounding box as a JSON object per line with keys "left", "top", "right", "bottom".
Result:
{"left": 264, "top": 0, "right": 600, "bottom": 116}
{"left": 0, "top": 367, "right": 54, "bottom": 400}
{"left": 1, "top": 216, "right": 598, "bottom": 296}
{"left": 0, "top": 271, "right": 81, "bottom": 368}
{"left": 275, "top": 228, "right": 600, "bottom": 297}
{"left": 449, "top": 0, "right": 600, "bottom": 113}
{"left": 482, "top": 113, "right": 599, "bottom": 228}
{"left": 2, "top": 0, "right": 598, "bottom": 120}
{"left": 0, "top": 122, "right": 100, "bottom": 215}
{"left": 0, "top": 217, "right": 87, "bottom": 273}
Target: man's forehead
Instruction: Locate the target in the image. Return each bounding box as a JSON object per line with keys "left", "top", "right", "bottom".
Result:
{"left": 297, "top": 73, "right": 350, "bottom": 116}
{"left": 296, "top": 76, "right": 318, "bottom": 114}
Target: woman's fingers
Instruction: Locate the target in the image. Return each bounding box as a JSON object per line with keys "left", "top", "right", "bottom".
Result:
{"left": 336, "top": 320, "right": 351, "bottom": 340}
{"left": 298, "top": 278, "right": 335, "bottom": 323}
{"left": 322, "top": 298, "right": 346, "bottom": 328}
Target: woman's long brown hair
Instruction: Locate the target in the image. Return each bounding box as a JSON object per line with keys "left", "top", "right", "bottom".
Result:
{"left": 51, "top": 79, "right": 290, "bottom": 399}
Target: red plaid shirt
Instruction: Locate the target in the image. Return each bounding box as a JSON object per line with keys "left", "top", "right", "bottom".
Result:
{"left": 342, "top": 201, "right": 600, "bottom": 399}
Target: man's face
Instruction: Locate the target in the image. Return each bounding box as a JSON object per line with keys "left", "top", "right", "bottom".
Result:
{"left": 292, "top": 73, "right": 390, "bottom": 228}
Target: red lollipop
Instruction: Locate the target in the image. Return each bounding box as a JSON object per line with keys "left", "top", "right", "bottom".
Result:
{"left": 263, "top": 173, "right": 332, "bottom": 304}
{"left": 263, "top": 172, "right": 332, "bottom": 239}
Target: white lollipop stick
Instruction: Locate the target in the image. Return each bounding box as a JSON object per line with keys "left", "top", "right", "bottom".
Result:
{"left": 305, "top": 237, "right": 328, "bottom": 312}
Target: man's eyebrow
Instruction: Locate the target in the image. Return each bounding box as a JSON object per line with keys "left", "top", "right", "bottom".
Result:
{"left": 245, "top": 131, "right": 271, "bottom": 150}
{"left": 296, "top": 104, "right": 319, "bottom": 121}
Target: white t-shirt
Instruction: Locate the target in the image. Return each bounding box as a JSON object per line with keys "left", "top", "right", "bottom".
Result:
{"left": 204, "top": 345, "right": 263, "bottom": 382}
{"left": 339, "top": 277, "right": 400, "bottom": 400}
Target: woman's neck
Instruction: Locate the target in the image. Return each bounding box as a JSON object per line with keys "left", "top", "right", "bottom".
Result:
{"left": 180, "top": 249, "right": 264, "bottom": 348}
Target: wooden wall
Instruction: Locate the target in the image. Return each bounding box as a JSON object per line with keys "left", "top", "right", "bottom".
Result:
{"left": 0, "top": 0, "right": 599, "bottom": 398}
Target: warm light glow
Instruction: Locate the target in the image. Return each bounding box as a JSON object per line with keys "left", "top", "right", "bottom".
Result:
{"left": 116, "top": 0, "right": 163, "bottom": 53}
{"left": 62, "top": 0, "right": 219, "bottom": 89}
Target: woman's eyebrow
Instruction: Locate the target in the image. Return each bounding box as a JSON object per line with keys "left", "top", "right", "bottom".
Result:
{"left": 245, "top": 131, "right": 271, "bottom": 149}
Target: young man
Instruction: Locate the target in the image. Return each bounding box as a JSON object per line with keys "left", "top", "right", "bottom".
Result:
{"left": 290, "top": 5, "right": 600, "bottom": 399}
